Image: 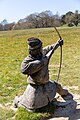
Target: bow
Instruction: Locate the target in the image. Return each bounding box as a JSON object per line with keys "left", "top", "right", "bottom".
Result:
{"left": 54, "top": 27, "right": 62, "bottom": 82}
{"left": 46, "top": 27, "right": 63, "bottom": 82}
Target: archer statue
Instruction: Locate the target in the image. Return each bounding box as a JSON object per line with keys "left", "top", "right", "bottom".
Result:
{"left": 13, "top": 37, "right": 73, "bottom": 111}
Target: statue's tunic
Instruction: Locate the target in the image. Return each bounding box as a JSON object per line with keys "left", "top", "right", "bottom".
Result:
{"left": 21, "top": 41, "right": 59, "bottom": 85}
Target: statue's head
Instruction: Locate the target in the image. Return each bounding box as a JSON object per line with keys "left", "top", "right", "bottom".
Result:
{"left": 27, "top": 37, "right": 42, "bottom": 58}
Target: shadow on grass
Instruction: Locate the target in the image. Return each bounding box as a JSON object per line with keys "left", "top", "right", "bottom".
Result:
{"left": 15, "top": 100, "right": 79, "bottom": 120}
{"left": 15, "top": 101, "right": 56, "bottom": 120}
{"left": 35, "top": 101, "right": 56, "bottom": 113}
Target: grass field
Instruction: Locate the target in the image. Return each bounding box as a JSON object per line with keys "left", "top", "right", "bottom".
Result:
{"left": 0, "top": 27, "right": 80, "bottom": 120}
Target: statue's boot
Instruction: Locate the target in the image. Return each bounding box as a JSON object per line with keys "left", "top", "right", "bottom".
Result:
{"left": 55, "top": 82, "right": 73, "bottom": 100}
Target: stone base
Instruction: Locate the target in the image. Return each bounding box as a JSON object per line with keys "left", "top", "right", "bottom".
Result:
{"left": 13, "top": 80, "right": 56, "bottom": 110}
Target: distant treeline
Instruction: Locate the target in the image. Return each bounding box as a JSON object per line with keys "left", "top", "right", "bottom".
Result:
{"left": 0, "top": 10, "right": 80, "bottom": 31}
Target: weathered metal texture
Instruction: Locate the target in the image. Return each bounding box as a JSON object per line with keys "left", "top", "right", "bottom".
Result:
{"left": 14, "top": 80, "right": 56, "bottom": 110}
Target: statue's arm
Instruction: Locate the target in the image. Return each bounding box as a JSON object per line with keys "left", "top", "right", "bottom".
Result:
{"left": 42, "top": 40, "right": 60, "bottom": 55}
{"left": 21, "top": 57, "right": 48, "bottom": 75}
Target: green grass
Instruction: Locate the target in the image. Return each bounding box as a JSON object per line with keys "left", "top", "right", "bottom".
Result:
{"left": 0, "top": 27, "right": 80, "bottom": 120}
{"left": 15, "top": 101, "right": 56, "bottom": 120}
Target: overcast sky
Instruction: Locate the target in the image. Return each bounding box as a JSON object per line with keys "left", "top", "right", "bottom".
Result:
{"left": 0, "top": 0, "right": 80, "bottom": 23}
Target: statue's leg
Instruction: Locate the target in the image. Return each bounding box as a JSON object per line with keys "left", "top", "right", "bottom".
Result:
{"left": 55, "top": 82, "right": 73, "bottom": 100}
{"left": 55, "top": 82, "right": 68, "bottom": 96}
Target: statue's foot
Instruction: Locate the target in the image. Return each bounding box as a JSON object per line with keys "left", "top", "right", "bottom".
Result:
{"left": 56, "top": 85, "right": 73, "bottom": 100}
{"left": 57, "top": 87, "right": 69, "bottom": 96}
{"left": 60, "top": 89, "right": 69, "bottom": 96}
{"left": 56, "top": 83, "right": 69, "bottom": 96}
{"left": 61, "top": 92, "right": 73, "bottom": 100}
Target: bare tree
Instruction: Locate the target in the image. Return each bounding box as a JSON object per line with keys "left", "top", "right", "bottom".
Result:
{"left": 4, "top": 23, "right": 15, "bottom": 30}
{"left": 0, "top": 24, "right": 3, "bottom": 31}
